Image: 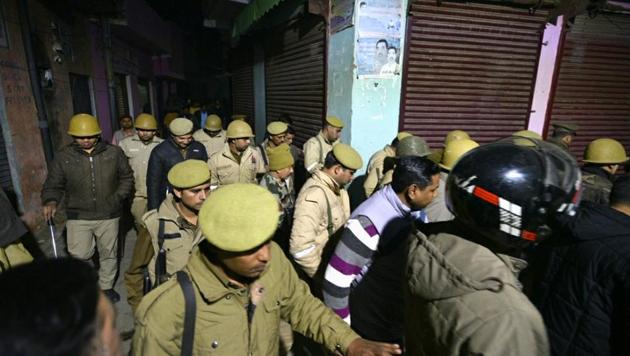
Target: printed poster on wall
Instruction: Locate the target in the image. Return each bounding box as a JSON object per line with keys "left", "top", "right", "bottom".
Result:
{"left": 330, "top": 0, "right": 355, "bottom": 34}
{"left": 355, "top": 0, "right": 403, "bottom": 78}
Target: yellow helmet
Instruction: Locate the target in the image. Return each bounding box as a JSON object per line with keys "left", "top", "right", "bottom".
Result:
{"left": 226, "top": 120, "right": 254, "bottom": 139}
{"left": 444, "top": 130, "right": 470, "bottom": 145}
{"left": 134, "top": 113, "right": 157, "bottom": 130}
{"left": 67, "top": 114, "right": 101, "bottom": 137}
{"left": 440, "top": 139, "right": 479, "bottom": 171}
{"left": 231, "top": 114, "right": 247, "bottom": 121}
{"left": 205, "top": 115, "right": 222, "bottom": 131}
{"left": 583, "top": 138, "right": 629, "bottom": 164}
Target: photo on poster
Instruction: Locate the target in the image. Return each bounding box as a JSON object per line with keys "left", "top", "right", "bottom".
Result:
{"left": 355, "top": 0, "right": 403, "bottom": 78}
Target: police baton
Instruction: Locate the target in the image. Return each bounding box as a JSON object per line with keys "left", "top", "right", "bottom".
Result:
{"left": 47, "top": 220, "right": 58, "bottom": 258}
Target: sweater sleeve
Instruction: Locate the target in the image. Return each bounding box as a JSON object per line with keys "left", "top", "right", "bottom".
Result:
{"left": 146, "top": 148, "right": 163, "bottom": 210}
{"left": 113, "top": 146, "right": 134, "bottom": 201}
{"left": 323, "top": 216, "right": 380, "bottom": 325}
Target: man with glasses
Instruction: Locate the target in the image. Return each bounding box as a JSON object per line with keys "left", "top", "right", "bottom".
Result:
{"left": 41, "top": 114, "right": 133, "bottom": 303}
{"left": 290, "top": 144, "right": 363, "bottom": 279}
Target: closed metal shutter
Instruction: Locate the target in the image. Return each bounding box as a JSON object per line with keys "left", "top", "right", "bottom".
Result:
{"left": 0, "top": 123, "right": 13, "bottom": 191}
{"left": 264, "top": 15, "right": 326, "bottom": 146}
{"left": 231, "top": 41, "right": 255, "bottom": 125}
{"left": 548, "top": 14, "right": 630, "bottom": 160}
{"left": 400, "top": 0, "right": 547, "bottom": 147}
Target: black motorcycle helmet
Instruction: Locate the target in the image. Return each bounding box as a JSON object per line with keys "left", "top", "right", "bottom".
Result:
{"left": 446, "top": 137, "right": 581, "bottom": 249}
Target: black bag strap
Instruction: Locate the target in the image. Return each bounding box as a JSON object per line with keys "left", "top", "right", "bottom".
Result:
{"left": 154, "top": 219, "right": 166, "bottom": 286}
{"left": 258, "top": 144, "right": 269, "bottom": 166}
{"left": 157, "top": 219, "right": 165, "bottom": 248}
{"left": 177, "top": 270, "right": 196, "bottom": 356}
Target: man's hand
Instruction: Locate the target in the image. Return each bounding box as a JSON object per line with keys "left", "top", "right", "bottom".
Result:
{"left": 346, "top": 338, "right": 402, "bottom": 356}
{"left": 43, "top": 202, "right": 57, "bottom": 221}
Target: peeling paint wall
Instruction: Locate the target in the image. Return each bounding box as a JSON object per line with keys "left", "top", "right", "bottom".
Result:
{"left": 327, "top": 26, "right": 355, "bottom": 144}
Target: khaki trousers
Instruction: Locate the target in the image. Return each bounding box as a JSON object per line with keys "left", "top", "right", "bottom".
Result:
{"left": 66, "top": 218, "right": 119, "bottom": 289}
{"left": 123, "top": 225, "right": 154, "bottom": 312}
{"left": 0, "top": 241, "right": 33, "bottom": 272}
{"left": 130, "top": 196, "right": 148, "bottom": 228}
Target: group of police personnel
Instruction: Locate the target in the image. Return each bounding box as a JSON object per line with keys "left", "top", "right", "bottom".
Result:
{"left": 1, "top": 108, "right": 629, "bottom": 356}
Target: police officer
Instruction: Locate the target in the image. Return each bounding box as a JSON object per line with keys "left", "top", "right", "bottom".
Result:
{"left": 377, "top": 135, "right": 432, "bottom": 190}
{"left": 41, "top": 114, "right": 134, "bottom": 303}
{"left": 132, "top": 183, "right": 401, "bottom": 356}
{"left": 258, "top": 121, "right": 289, "bottom": 166}
{"left": 119, "top": 113, "right": 163, "bottom": 227}
{"left": 363, "top": 132, "right": 412, "bottom": 197}
{"left": 430, "top": 129, "right": 472, "bottom": 163}
{"left": 146, "top": 118, "right": 208, "bottom": 210}
{"left": 260, "top": 144, "right": 295, "bottom": 250}
{"left": 303, "top": 116, "right": 344, "bottom": 174}
{"left": 291, "top": 144, "right": 363, "bottom": 278}
{"left": 192, "top": 114, "right": 226, "bottom": 157}
{"left": 405, "top": 137, "right": 581, "bottom": 355}
{"left": 547, "top": 121, "right": 578, "bottom": 153}
{"left": 581, "top": 138, "right": 629, "bottom": 205}
{"left": 146, "top": 160, "right": 210, "bottom": 285}
{"left": 208, "top": 120, "right": 266, "bottom": 188}
{"left": 424, "top": 138, "right": 479, "bottom": 222}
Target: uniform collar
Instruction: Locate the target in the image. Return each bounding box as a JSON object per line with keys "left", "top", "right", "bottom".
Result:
{"left": 221, "top": 142, "right": 252, "bottom": 163}
{"left": 157, "top": 194, "right": 196, "bottom": 229}
{"left": 318, "top": 130, "right": 334, "bottom": 145}
{"left": 313, "top": 170, "right": 341, "bottom": 194}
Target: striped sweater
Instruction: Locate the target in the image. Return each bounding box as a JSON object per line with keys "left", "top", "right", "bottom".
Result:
{"left": 323, "top": 185, "right": 427, "bottom": 328}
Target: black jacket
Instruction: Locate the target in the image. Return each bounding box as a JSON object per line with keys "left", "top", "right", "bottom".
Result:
{"left": 41, "top": 141, "right": 134, "bottom": 220}
{"left": 146, "top": 137, "right": 207, "bottom": 210}
{"left": 526, "top": 201, "right": 630, "bottom": 356}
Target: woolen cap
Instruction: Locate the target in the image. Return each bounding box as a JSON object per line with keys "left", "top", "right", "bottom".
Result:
{"left": 325, "top": 116, "right": 344, "bottom": 128}
{"left": 267, "top": 144, "right": 294, "bottom": 171}
{"left": 167, "top": 160, "right": 211, "bottom": 188}
{"left": 199, "top": 184, "right": 279, "bottom": 252}
{"left": 332, "top": 143, "right": 363, "bottom": 170}
{"left": 169, "top": 118, "right": 194, "bottom": 136}
{"left": 267, "top": 121, "right": 288, "bottom": 136}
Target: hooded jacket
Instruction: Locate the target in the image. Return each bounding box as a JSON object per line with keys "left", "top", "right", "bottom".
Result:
{"left": 527, "top": 201, "right": 630, "bottom": 356}
{"left": 405, "top": 222, "right": 549, "bottom": 356}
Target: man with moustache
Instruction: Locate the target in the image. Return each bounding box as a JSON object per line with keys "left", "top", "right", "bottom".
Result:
{"left": 42, "top": 114, "right": 133, "bottom": 303}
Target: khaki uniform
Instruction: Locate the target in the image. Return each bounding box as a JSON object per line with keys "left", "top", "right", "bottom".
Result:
{"left": 193, "top": 129, "right": 227, "bottom": 157}
{"left": 290, "top": 170, "right": 350, "bottom": 277}
{"left": 256, "top": 138, "right": 280, "bottom": 167}
{"left": 119, "top": 135, "right": 163, "bottom": 224}
{"left": 406, "top": 227, "right": 550, "bottom": 356}
{"left": 145, "top": 194, "right": 202, "bottom": 283}
{"left": 133, "top": 242, "right": 359, "bottom": 356}
{"left": 303, "top": 131, "right": 338, "bottom": 174}
{"left": 424, "top": 171, "right": 454, "bottom": 222}
{"left": 363, "top": 145, "right": 395, "bottom": 197}
{"left": 208, "top": 143, "right": 266, "bottom": 187}
{"left": 123, "top": 224, "right": 153, "bottom": 312}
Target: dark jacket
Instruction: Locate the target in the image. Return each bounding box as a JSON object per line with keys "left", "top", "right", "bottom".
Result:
{"left": 41, "top": 141, "right": 134, "bottom": 220}
{"left": 527, "top": 201, "right": 630, "bottom": 356}
{"left": 0, "top": 189, "right": 27, "bottom": 247}
{"left": 146, "top": 137, "right": 207, "bottom": 210}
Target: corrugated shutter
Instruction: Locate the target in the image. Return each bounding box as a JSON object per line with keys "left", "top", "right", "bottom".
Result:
{"left": 400, "top": 0, "right": 548, "bottom": 147}
{"left": 549, "top": 14, "right": 630, "bottom": 160}
{"left": 0, "top": 123, "right": 13, "bottom": 191}
{"left": 231, "top": 41, "right": 255, "bottom": 125}
{"left": 265, "top": 15, "right": 326, "bottom": 146}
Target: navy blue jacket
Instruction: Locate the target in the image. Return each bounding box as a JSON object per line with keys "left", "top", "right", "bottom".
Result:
{"left": 146, "top": 138, "right": 207, "bottom": 210}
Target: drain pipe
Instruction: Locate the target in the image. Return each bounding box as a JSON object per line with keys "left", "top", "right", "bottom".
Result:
{"left": 101, "top": 17, "right": 118, "bottom": 134}
{"left": 18, "top": 0, "right": 54, "bottom": 164}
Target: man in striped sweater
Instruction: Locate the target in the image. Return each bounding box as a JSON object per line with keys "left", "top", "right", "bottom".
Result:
{"left": 323, "top": 156, "right": 440, "bottom": 347}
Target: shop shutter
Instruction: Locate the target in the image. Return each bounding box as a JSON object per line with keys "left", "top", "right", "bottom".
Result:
{"left": 548, "top": 14, "right": 630, "bottom": 160}
{"left": 400, "top": 0, "right": 548, "bottom": 147}
{"left": 0, "top": 123, "right": 13, "bottom": 191}
{"left": 231, "top": 41, "right": 255, "bottom": 125}
{"left": 265, "top": 15, "right": 326, "bottom": 146}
